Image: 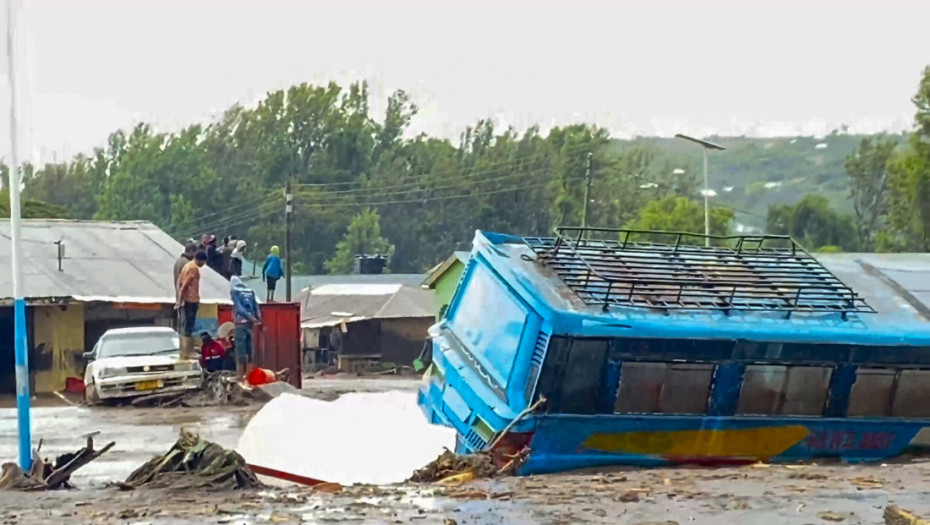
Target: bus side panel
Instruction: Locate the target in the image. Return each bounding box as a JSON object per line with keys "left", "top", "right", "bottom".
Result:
{"left": 521, "top": 414, "right": 928, "bottom": 475}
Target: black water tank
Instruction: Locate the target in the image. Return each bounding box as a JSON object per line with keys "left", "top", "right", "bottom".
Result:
{"left": 354, "top": 254, "right": 388, "bottom": 274}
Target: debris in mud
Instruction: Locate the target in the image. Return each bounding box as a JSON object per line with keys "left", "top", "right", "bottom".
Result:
{"left": 131, "top": 371, "right": 252, "bottom": 408}
{"left": 0, "top": 434, "right": 114, "bottom": 491}
{"left": 818, "top": 511, "right": 848, "bottom": 522}
{"left": 850, "top": 476, "right": 884, "bottom": 489}
{"left": 409, "top": 447, "right": 530, "bottom": 483}
{"left": 122, "top": 429, "right": 261, "bottom": 490}
{"left": 884, "top": 505, "right": 930, "bottom": 525}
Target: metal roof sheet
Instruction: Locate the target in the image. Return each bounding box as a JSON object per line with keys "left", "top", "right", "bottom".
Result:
{"left": 241, "top": 272, "right": 424, "bottom": 299}
{"left": 0, "top": 220, "right": 231, "bottom": 304}
{"left": 299, "top": 284, "right": 434, "bottom": 329}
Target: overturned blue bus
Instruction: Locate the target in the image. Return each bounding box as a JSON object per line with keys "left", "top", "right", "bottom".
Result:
{"left": 417, "top": 227, "right": 930, "bottom": 474}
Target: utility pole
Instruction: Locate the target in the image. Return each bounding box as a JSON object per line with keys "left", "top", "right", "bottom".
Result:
{"left": 581, "top": 152, "right": 593, "bottom": 228}
{"left": 7, "top": 0, "right": 32, "bottom": 471}
{"left": 284, "top": 181, "right": 293, "bottom": 302}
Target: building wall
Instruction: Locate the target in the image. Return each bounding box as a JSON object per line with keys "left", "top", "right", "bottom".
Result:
{"left": 32, "top": 304, "right": 85, "bottom": 393}
{"left": 432, "top": 261, "right": 465, "bottom": 318}
{"left": 380, "top": 316, "right": 433, "bottom": 365}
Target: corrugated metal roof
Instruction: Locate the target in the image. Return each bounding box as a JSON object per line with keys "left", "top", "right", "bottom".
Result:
{"left": 299, "top": 284, "right": 434, "bottom": 329}
{"left": 241, "top": 272, "right": 425, "bottom": 299}
{"left": 0, "top": 220, "right": 231, "bottom": 304}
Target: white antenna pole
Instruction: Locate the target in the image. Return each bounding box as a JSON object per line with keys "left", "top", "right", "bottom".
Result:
{"left": 6, "top": 0, "right": 31, "bottom": 471}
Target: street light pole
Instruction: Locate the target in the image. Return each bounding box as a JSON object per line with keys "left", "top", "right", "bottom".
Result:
{"left": 6, "top": 0, "right": 32, "bottom": 471}
{"left": 674, "top": 134, "right": 726, "bottom": 248}
{"left": 703, "top": 148, "right": 709, "bottom": 245}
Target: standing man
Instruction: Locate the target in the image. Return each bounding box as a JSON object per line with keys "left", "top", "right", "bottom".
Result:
{"left": 173, "top": 243, "right": 197, "bottom": 331}
{"left": 176, "top": 251, "right": 208, "bottom": 361}
{"left": 230, "top": 275, "right": 261, "bottom": 379}
{"left": 173, "top": 243, "right": 197, "bottom": 296}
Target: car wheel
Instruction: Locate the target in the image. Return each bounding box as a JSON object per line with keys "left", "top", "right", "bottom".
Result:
{"left": 84, "top": 382, "right": 101, "bottom": 405}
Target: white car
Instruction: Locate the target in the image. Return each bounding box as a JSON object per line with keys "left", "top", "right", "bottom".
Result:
{"left": 83, "top": 326, "right": 202, "bottom": 403}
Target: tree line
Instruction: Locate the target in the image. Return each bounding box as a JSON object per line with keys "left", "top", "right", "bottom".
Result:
{"left": 13, "top": 67, "right": 930, "bottom": 274}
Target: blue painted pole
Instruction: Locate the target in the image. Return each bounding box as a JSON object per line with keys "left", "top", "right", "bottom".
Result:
{"left": 6, "top": 0, "right": 32, "bottom": 471}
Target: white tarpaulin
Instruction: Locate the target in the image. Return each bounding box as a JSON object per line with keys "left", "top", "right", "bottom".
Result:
{"left": 236, "top": 391, "right": 457, "bottom": 486}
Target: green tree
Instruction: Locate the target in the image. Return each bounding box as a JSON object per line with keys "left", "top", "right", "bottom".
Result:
{"left": 625, "top": 195, "right": 734, "bottom": 244}
{"left": 0, "top": 187, "right": 70, "bottom": 219}
{"left": 883, "top": 66, "right": 930, "bottom": 251}
{"left": 845, "top": 136, "right": 896, "bottom": 250}
{"left": 325, "top": 209, "right": 394, "bottom": 274}
{"left": 766, "top": 195, "right": 857, "bottom": 251}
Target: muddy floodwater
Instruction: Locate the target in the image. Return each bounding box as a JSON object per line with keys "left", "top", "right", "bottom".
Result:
{"left": 2, "top": 377, "right": 930, "bottom": 524}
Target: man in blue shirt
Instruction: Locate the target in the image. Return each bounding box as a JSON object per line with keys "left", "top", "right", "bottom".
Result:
{"left": 230, "top": 276, "right": 261, "bottom": 379}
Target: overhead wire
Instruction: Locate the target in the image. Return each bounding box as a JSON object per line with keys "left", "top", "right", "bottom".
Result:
{"left": 179, "top": 186, "right": 285, "bottom": 229}
{"left": 295, "top": 166, "right": 557, "bottom": 205}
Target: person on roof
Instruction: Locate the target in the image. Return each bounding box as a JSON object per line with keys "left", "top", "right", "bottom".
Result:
{"left": 230, "top": 240, "right": 247, "bottom": 277}
{"left": 230, "top": 275, "right": 261, "bottom": 379}
{"left": 262, "top": 245, "right": 284, "bottom": 302}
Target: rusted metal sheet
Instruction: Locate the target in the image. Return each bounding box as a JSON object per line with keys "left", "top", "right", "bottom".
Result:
{"left": 219, "top": 303, "right": 302, "bottom": 389}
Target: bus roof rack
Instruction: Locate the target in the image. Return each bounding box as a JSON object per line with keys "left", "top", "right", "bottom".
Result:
{"left": 523, "top": 227, "right": 876, "bottom": 319}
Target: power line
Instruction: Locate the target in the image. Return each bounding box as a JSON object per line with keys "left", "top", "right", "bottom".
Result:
{"left": 297, "top": 177, "right": 580, "bottom": 209}
{"left": 295, "top": 167, "right": 556, "bottom": 205}
{"left": 292, "top": 142, "right": 596, "bottom": 191}
{"left": 180, "top": 186, "right": 284, "bottom": 228}
{"left": 183, "top": 204, "right": 283, "bottom": 241}
{"left": 180, "top": 196, "right": 284, "bottom": 239}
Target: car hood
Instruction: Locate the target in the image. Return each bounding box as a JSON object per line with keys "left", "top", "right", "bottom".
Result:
{"left": 95, "top": 354, "right": 182, "bottom": 369}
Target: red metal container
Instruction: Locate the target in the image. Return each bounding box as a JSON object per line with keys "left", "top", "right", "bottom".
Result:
{"left": 219, "top": 302, "right": 302, "bottom": 389}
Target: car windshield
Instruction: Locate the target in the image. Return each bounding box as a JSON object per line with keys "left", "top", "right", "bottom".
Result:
{"left": 98, "top": 332, "right": 180, "bottom": 358}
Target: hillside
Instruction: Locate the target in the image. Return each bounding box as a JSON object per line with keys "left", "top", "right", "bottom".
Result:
{"left": 608, "top": 133, "right": 908, "bottom": 229}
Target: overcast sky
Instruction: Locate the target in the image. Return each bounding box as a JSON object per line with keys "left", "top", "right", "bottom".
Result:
{"left": 1, "top": 0, "right": 929, "bottom": 164}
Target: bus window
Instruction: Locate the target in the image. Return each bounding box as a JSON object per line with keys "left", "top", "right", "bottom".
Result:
{"left": 615, "top": 362, "right": 666, "bottom": 413}
{"left": 892, "top": 369, "right": 930, "bottom": 418}
{"left": 557, "top": 339, "right": 609, "bottom": 414}
{"left": 847, "top": 368, "right": 895, "bottom": 417}
{"left": 781, "top": 366, "right": 832, "bottom": 416}
{"left": 737, "top": 365, "right": 787, "bottom": 415}
{"left": 661, "top": 363, "right": 714, "bottom": 414}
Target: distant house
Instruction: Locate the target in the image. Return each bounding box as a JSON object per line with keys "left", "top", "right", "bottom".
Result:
{"left": 0, "top": 220, "right": 230, "bottom": 394}
{"left": 242, "top": 272, "right": 424, "bottom": 301}
{"left": 421, "top": 251, "right": 470, "bottom": 319}
{"left": 298, "top": 281, "right": 434, "bottom": 372}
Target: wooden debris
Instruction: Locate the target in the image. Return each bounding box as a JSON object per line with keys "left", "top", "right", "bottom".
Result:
{"left": 818, "top": 511, "right": 847, "bottom": 522}
{"left": 885, "top": 505, "right": 930, "bottom": 525}
{"left": 123, "top": 429, "right": 261, "bottom": 490}
{"left": 0, "top": 435, "right": 114, "bottom": 491}
{"left": 409, "top": 449, "right": 500, "bottom": 483}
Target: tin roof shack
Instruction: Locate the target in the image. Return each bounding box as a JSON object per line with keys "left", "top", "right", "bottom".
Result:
{"left": 421, "top": 251, "right": 470, "bottom": 319}
{"left": 0, "top": 220, "right": 230, "bottom": 394}
{"left": 299, "top": 283, "right": 435, "bottom": 372}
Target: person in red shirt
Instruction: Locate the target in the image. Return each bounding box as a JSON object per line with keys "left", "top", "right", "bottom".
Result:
{"left": 200, "top": 332, "right": 227, "bottom": 372}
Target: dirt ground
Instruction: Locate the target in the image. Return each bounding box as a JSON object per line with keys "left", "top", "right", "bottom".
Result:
{"left": 2, "top": 377, "right": 929, "bottom": 524}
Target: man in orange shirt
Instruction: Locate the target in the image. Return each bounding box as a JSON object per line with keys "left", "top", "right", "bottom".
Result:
{"left": 176, "top": 251, "right": 207, "bottom": 360}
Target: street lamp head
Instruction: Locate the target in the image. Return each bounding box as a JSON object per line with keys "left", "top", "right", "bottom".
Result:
{"left": 675, "top": 134, "right": 726, "bottom": 151}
